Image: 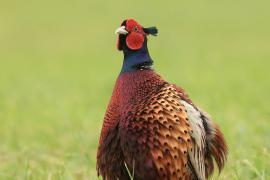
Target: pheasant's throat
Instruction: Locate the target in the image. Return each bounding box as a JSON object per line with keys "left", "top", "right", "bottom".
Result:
{"left": 121, "top": 43, "right": 153, "bottom": 73}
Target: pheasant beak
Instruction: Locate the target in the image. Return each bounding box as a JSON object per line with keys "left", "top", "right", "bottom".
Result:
{"left": 115, "top": 26, "right": 128, "bottom": 35}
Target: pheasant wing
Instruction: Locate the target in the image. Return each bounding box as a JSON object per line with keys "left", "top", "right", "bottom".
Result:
{"left": 120, "top": 84, "right": 193, "bottom": 179}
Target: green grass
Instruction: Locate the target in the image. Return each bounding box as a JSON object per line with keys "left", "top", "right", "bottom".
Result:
{"left": 0, "top": 0, "right": 270, "bottom": 179}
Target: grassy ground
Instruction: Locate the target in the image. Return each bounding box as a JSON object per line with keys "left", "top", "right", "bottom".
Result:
{"left": 0, "top": 0, "right": 270, "bottom": 179}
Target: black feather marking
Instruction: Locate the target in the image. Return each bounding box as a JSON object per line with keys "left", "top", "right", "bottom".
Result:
{"left": 143, "top": 27, "right": 158, "bottom": 36}
{"left": 132, "top": 61, "right": 154, "bottom": 70}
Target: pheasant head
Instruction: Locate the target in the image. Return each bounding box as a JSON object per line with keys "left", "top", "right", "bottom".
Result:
{"left": 115, "top": 19, "right": 158, "bottom": 73}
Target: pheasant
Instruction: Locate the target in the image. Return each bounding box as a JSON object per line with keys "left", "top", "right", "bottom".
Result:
{"left": 96, "top": 19, "right": 227, "bottom": 180}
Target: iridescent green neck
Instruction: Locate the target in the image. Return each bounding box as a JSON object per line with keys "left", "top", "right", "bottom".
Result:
{"left": 121, "top": 42, "right": 153, "bottom": 73}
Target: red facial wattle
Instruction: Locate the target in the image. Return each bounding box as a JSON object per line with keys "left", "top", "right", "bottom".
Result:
{"left": 125, "top": 19, "right": 145, "bottom": 50}
{"left": 117, "top": 19, "right": 146, "bottom": 51}
{"left": 126, "top": 32, "right": 144, "bottom": 50}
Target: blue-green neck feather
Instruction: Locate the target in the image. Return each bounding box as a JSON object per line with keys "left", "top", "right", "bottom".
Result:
{"left": 121, "top": 41, "right": 153, "bottom": 73}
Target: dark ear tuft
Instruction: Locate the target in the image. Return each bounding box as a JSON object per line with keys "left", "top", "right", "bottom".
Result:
{"left": 143, "top": 27, "right": 158, "bottom": 36}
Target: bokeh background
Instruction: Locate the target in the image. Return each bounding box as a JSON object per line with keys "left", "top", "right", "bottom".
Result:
{"left": 0, "top": 0, "right": 270, "bottom": 179}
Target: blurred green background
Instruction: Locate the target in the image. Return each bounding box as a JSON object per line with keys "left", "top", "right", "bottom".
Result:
{"left": 0, "top": 0, "right": 270, "bottom": 179}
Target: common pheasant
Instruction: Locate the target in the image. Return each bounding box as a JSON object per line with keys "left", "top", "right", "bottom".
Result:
{"left": 96, "top": 19, "right": 227, "bottom": 180}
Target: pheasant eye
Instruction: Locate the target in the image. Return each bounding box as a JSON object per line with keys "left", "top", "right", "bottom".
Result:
{"left": 134, "top": 26, "right": 139, "bottom": 32}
